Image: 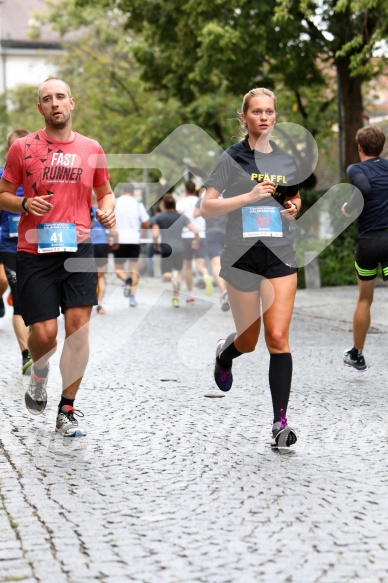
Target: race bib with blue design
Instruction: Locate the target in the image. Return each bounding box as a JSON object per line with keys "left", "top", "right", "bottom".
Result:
{"left": 242, "top": 206, "right": 283, "bottom": 238}
{"left": 8, "top": 215, "right": 20, "bottom": 238}
{"left": 37, "top": 222, "right": 78, "bottom": 253}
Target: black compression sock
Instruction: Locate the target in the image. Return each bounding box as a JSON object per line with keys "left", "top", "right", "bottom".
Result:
{"left": 58, "top": 396, "right": 74, "bottom": 411}
{"left": 218, "top": 332, "right": 243, "bottom": 369}
{"left": 269, "top": 353, "right": 293, "bottom": 423}
{"left": 22, "top": 349, "right": 29, "bottom": 359}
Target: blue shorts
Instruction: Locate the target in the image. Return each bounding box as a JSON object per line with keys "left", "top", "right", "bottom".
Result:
{"left": 206, "top": 230, "right": 225, "bottom": 260}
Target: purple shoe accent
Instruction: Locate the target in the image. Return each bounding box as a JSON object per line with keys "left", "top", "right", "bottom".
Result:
{"left": 279, "top": 408, "right": 288, "bottom": 428}
{"left": 271, "top": 408, "right": 297, "bottom": 447}
{"left": 214, "top": 339, "right": 233, "bottom": 392}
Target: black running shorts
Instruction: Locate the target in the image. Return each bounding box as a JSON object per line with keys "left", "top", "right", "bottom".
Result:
{"left": 183, "top": 238, "right": 206, "bottom": 261}
{"left": 113, "top": 243, "right": 141, "bottom": 263}
{"left": 160, "top": 244, "right": 184, "bottom": 273}
{"left": 93, "top": 243, "right": 109, "bottom": 268}
{"left": 355, "top": 230, "right": 388, "bottom": 281}
{"left": 17, "top": 242, "right": 98, "bottom": 326}
{"left": 220, "top": 244, "right": 298, "bottom": 292}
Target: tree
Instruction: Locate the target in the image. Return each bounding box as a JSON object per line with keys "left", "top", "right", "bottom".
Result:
{"left": 76, "top": 0, "right": 387, "bottom": 170}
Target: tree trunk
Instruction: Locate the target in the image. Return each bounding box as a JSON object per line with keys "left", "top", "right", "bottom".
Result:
{"left": 336, "top": 56, "right": 364, "bottom": 172}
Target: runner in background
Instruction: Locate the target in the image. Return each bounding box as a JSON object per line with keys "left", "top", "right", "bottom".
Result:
{"left": 176, "top": 180, "right": 213, "bottom": 303}
{"left": 342, "top": 125, "right": 388, "bottom": 371}
{"left": 194, "top": 189, "right": 230, "bottom": 311}
{"left": 90, "top": 192, "right": 110, "bottom": 314}
{"left": 113, "top": 183, "right": 150, "bottom": 307}
{"left": 152, "top": 194, "right": 200, "bottom": 307}
{"left": 0, "top": 129, "right": 33, "bottom": 374}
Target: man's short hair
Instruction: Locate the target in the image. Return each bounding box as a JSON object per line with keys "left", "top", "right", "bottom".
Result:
{"left": 185, "top": 180, "right": 197, "bottom": 195}
{"left": 121, "top": 183, "right": 135, "bottom": 195}
{"left": 7, "top": 129, "right": 29, "bottom": 148}
{"left": 38, "top": 78, "right": 72, "bottom": 102}
{"left": 162, "top": 194, "right": 176, "bottom": 210}
{"left": 356, "top": 125, "right": 385, "bottom": 157}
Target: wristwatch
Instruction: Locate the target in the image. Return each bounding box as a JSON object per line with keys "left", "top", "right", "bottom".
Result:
{"left": 21, "top": 196, "right": 28, "bottom": 213}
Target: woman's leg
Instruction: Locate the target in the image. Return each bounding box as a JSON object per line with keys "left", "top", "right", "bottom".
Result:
{"left": 261, "top": 274, "right": 297, "bottom": 423}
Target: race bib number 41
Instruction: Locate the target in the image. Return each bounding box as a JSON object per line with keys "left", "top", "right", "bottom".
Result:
{"left": 242, "top": 206, "right": 283, "bottom": 238}
{"left": 37, "top": 222, "right": 78, "bottom": 253}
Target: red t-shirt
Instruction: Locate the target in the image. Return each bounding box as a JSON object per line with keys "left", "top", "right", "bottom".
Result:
{"left": 3, "top": 130, "right": 110, "bottom": 254}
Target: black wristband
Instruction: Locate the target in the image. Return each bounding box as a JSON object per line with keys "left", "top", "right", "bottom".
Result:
{"left": 21, "top": 196, "right": 28, "bottom": 212}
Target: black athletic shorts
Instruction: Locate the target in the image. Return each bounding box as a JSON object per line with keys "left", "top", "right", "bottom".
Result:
{"left": 355, "top": 230, "right": 388, "bottom": 281}
{"left": 220, "top": 244, "right": 298, "bottom": 292}
{"left": 17, "top": 241, "right": 98, "bottom": 326}
{"left": 160, "top": 244, "right": 184, "bottom": 273}
{"left": 183, "top": 238, "right": 206, "bottom": 261}
{"left": 93, "top": 243, "right": 109, "bottom": 268}
{"left": 2, "top": 252, "right": 21, "bottom": 315}
{"left": 113, "top": 243, "right": 141, "bottom": 263}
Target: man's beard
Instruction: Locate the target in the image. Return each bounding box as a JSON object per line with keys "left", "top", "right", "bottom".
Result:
{"left": 46, "top": 112, "right": 71, "bottom": 129}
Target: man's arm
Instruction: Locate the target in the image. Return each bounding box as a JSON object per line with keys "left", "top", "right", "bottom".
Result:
{"left": 95, "top": 182, "right": 116, "bottom": 228}
{"left": 0, "top": 177, "right": 53, "bottom": 216}
{"left": 342, "top": 166, "right": 371, "bottom": 217}
{"left": 187, "top": 222, "right": 200, "bottom": 248}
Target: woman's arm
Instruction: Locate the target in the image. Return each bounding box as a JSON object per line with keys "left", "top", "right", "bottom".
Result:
{"left": 201, "top": 181, "right": 276, "bottom": 219}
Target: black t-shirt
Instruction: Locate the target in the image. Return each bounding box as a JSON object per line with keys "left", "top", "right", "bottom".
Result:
{"left": 154, "top": 210, "right": 190, "bottom": 253}
{"left": 347, "top": 157, "right": 388, "bottom": 237}
{"left": 204, "top": 138, "right": 299, "bottom": 248}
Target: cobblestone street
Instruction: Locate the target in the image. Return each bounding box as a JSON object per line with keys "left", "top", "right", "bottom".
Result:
{"left": 1, "top": 273, "right": 388, "bottom": 583}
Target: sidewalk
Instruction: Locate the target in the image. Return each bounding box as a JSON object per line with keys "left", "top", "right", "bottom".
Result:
{"left": 0, "top": 277, "right": 387, "bottom": 583}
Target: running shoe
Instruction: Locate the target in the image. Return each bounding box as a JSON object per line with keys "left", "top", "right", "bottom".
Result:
{"left": 214, "top": 339, "right": 233, "bottom": 392}
{"left": 123, "top": 276, "right": 132, "bottom": 297}
{"left": 343, "top": 348, "right": 368, "bottom": 371}
{"left": 56, "top": 405, "right": 85, "bottom": 437}
{"left": 220, "top": 290, "right": 230, "bottom": 312}
{"left": 186, "top": 296, "right": 195, "bottom": 304}
{"left": 172, "top": 297, "right": 180, "bottom": 308}
{"left": 25, "top": 364, "right": 50, "bottom": 415}
{"left": 0, "top": 297, "right": 5, "bottom": 317}
{"left": 129, "top": 295, "right": 137, "bottom": 307}
{"left": 204, "top": 275, "right": 214, "bottom": 296}
{"left": 196, "top": 279, "right": 205, "bottom": 290}
{"left": 22, "top": 352, "right": 33, "bottom": 376}
{"left": 7, "top": 292, "right": 13, "bottom": 306}
{"left": 271, "top": 409, "right": 297, "bottom": 447}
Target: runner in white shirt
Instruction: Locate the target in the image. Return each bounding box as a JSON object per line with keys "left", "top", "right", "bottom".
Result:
{"left": 113, "top": 183, "right": 150, "bottom": 306}
{"left": 176, "top": 180, "right": 213, "bottom": 302}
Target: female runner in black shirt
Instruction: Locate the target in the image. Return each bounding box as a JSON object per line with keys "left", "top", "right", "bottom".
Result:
{"left": 202, "top": 87, "right": 301, "bottom": 447}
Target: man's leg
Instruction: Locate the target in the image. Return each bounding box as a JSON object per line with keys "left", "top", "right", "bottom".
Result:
{"left": 28, "top": 319, "right": 58, "bottom": 368}
{"left": 353, "top": 277, "right": 375, "bottom": 350}
{"left": 25, "top": 319, "right": 58, "bottom": 414}
{"left": 60, "top": 306, "right": 93, "bottom": 399}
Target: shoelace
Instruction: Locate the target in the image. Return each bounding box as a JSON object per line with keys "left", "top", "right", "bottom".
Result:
{"left": 30, "top": 373, "right": 47, "bottom": 401}
{"left": 279, "top": 408, "right": 288, "bottom": 429}
{"left": 61, "top": 406, "right": 84, "bottom": 424}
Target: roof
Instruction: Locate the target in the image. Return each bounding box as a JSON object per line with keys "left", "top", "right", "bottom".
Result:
{"left": 0, "top": 0, "right": 74, "bottom": 46}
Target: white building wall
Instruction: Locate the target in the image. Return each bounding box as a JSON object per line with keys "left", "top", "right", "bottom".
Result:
{"left": 0, "top": 48, "right": 61, "bottom": 93}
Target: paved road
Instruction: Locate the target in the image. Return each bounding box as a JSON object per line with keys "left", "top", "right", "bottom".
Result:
{"left": 1, "top": 273, "right": 388, "bottom": 583}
